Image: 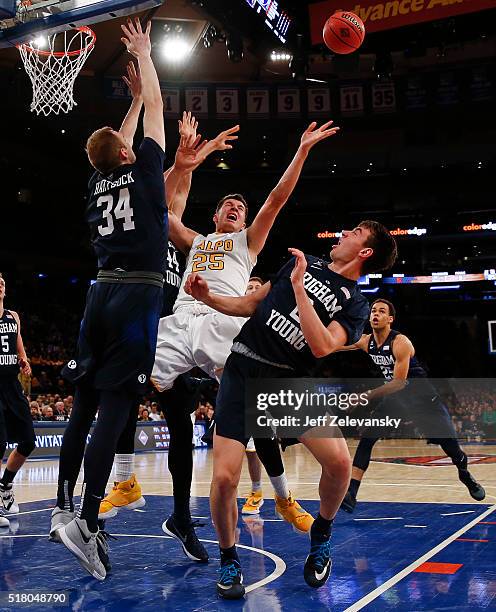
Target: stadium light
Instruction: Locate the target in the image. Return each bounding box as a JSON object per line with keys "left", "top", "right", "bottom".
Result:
{"left": 161, "top": 38, "right": 192, "bottom": 62}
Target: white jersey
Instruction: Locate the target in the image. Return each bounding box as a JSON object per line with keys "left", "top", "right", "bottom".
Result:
{"left": 174, "top": 229, "right": 256, "bottom": 312}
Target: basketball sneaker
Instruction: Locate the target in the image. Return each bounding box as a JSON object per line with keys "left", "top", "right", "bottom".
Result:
{"left": 0, "top": 483, "right": 19, "bottom": 514}
{"left": 340, "top": 490, "right": 357, "bottom": 513}
{"left": 275, "top": 493, "right": 314, "bottom": 533}
{"left": 0, "top": 509, "right": 9, "bottom": 528}
{"left": 49, "top": 507, "right": 75, "bottom": 543}
{"left": 98, "top": 474, "right": 145, "bottom": 519}
{"left": 162, "top": 515, "right": 209, "bottom": 562}
{"left": 216, "top": 559, "right": 245, "bottom": 599}
{"left": 58, "top": 517, "right": 106, "bottom": 581}
{"left": 304, "top": 536, "right": 332, "bottom": 588}
{"left": 96, "top": 521, "right": 116, "bottom": 573}
{"left": 458, "top": 469, "right": 486, "bottom": 501}
{"left": 242, "top": 490, "right": 264, "bottom": 515}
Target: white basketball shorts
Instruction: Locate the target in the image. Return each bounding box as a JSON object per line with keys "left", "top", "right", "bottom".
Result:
{"left": 151, "top": 305, "right": 246, "bottom": 391}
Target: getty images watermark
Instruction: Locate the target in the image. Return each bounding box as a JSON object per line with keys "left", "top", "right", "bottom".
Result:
{"left": 255, "top": 389, "right": 402, "bottom": 430}
{"left": 245, "top": 378, "right": 496, "bottom": 440}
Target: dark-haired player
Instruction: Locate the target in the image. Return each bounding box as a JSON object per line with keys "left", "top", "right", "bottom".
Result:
{"left": 0, "top": 273, "right": 36, "bottom": 527}
{"left": 340, "top": 298, "right": 485, "bottom": 513}
{"left": 185, "top": 221, "right": 398, "bottom": 598}
{"left": 151, "top": 121, "right": 340, "bottom": 534}
{"left": 49, "top": 19, "right": 171, "bottom": 581}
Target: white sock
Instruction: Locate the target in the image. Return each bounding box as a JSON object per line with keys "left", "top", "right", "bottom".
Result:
{"left": 251, "top": 480, "right": 262, "bottom": 492}
{"left": 270, "top": 473, "right": 289, "bottom": 499}
{"left": 115, "top": 454, "right": 134, "bottom": 482}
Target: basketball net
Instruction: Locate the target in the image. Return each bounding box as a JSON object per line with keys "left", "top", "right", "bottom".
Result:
{"left": 17, "top": 26, "right": 96, "bottom": 116}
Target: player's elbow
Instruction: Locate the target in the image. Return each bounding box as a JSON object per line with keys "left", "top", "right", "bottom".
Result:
{"left": 310, "top": 343, "right": 333, "bottom": 359}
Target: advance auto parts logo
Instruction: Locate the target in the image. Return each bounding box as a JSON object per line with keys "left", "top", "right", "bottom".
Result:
{"left": 375, "top": 454, "right": 496, "bottom": 466}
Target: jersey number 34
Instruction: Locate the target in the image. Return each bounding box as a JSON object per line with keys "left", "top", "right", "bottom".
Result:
{"left": 97, "top": 188, "right": 135, "bottom": 236}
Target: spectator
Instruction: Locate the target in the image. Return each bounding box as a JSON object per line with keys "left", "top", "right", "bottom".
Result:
{"left": 139, "top": 409, "right": 151, "bottom": 422}
{"left": 30, "top": 401, "right": 41, "bottom": 421}
{"left": 41, "top": 406, "right": 56, "bottom": 421}
{"left": 54, "top": 401, "right": 67, "bottom": 422}
{"left": 149, "top": 402, "right": 162, "bottom": 421}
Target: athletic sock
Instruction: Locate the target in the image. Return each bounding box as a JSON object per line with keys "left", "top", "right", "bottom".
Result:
{"left": 349, "top": 478, "right": 361, "bottom": 498}
{"left": 220, "top": 545, "right": 240, "bottom": 564}
{"left": 251, "top": 481, "right": 262, "bottom": 492}
{"left": 0, "top": 469, "right": 16, "bottom": 487}
{"left": 311, "top": 514, "right": 333, "bottom": 541}
{"left": 114, "top": 454, "right": 134, "bottom": 482}
{"left": 270, "top": 473, "right": 290, "bottom": 499}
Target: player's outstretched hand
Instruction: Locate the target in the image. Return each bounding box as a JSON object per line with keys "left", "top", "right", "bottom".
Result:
{"left": 210, "top": 125, "right": 240, "bottom": 152}
{"left": 288, "top": 248, "right": 307, "bottom": 286}
{"left": 122, "top": 61, "right": 142, "bottom": 100}
{"left": 179, "top": 111, "right": 198, "bottom": 142}
{"left": 299, "top": 120, "right": 340, "bottom": 153}
{"left": 184, "top": 273, "right": 210, "bottom": 302}
{"left": 121, "top": 18, "right": 152, "bottom": 59}
{"left": 175, "top": 133, "right": 209, "bottom": 172}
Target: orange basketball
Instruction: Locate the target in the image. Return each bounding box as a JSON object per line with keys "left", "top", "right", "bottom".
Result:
{"left": 323, "top": 11, "right": 365, "bottom": 55}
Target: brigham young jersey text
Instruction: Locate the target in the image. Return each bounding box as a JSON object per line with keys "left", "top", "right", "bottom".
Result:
{"left": 0, "top": 309, "right": 19, "bottom": 377}
{"left": 86, "top": 138, "right": 167, "bottom": 275}
{"left": 236, "top": 255, "right": 369, "bottom": 373}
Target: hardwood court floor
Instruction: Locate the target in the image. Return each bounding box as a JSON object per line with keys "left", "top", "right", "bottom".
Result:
{"left": 3, "top": 441, "right": 495, "bottom": 611}
{"left": 12, "top": 439, "right": 496, "bottom": 506}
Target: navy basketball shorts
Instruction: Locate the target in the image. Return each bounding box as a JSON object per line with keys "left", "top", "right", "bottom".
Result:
{"left": 63, "top": 281, "right": 163, "bottom": 394}
{"left": 0, "top": 377, "right": 35, "bottom": 447}
{"left": 215, "top": 352, "right": 296, "bottom": 445}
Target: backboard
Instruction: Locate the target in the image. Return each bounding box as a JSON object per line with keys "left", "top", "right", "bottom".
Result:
{"left": 0, "top": 0, "right": 163, "bottom": 47}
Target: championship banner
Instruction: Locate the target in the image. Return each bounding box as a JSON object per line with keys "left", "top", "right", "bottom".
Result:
{"left": 185, "top": 88, "right": 209, "bottom": 116}
{"left": 309, "top": 0, "right": 495, "bottom": 41}
{"left": 216, "top": 88, "right": 239, "bottom": 117}
{"left": 162, "top": 87, "right": 180, "bottom": 117}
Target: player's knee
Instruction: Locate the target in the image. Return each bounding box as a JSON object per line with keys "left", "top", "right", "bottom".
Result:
{"left": 323, "top": 451, "right": 351, "bottom": 482}
{"left": 213, "top": 467, "right": 238, "bottom": 494}
{"left": 16, "top": 437, "right": 36, "bottom": 457}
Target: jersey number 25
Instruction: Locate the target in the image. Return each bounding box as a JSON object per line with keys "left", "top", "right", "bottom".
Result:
{"left": 97, "top": 188, "right": 135, "bottom": 236}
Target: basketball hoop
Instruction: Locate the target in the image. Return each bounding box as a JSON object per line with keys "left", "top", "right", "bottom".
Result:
{"left": 17, "top": 26, "right": 96, "bottom": 116}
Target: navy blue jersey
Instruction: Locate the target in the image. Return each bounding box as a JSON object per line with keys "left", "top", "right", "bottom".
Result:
{"left": 162, "top": 241, "right": 186, "bottom": 317}
{"left": 0, "top": 310, "right": 19, "bottom": 378}
{"left": 87, "top": 138, "right": 167, "bottom": 275}
{"left": 236, "top": 255, "right": 369, "bottom": 373}
{"left": 368, "top": 330, "right": 426, "bottom": 381}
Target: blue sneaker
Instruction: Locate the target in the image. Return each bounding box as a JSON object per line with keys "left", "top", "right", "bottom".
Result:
{"left": 216, "top": 559, "right": 245, "bottom": 599}
{"left": 304, "top": 538, "right": 332, "bottom": 588}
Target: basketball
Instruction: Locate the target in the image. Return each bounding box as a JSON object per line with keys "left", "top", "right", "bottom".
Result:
{"left": 323, "top": 11, "right": 365, "bottom": 54}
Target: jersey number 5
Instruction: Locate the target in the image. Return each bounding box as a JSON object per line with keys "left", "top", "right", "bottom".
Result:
{"left": 1, "top": 335, "right": 8, "bottom": 352}
{"left": 97, "top": 188, "right": 135, "bottom": 236}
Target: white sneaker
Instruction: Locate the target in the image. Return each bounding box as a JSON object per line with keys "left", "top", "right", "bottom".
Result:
{"left": 0, "top": 511, "right": 9, "bottom": 528}
{"left": 49, "top": 507, "right": 75, "bottom": 543}
{"left": 0, "top": 483, "right": 19, "bottom": 514}
{"left": 59, "top": 518, "right": 106, "bottom": 581}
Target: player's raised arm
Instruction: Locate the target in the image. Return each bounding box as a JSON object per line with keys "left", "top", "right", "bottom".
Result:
{"left": 289, "top": 248, "right": 364, "bottom": 358}
{"left": 184, "top": 273, "right": 271, "bottom": 317}
{"left": 121, "top": 18, "right": 164, "bottom": 151}
{"left": 119, "top": 61, "right": 143, "bottom": 147}
{"left": 246, "top": 121, "right": 340, "bottom": 258}
{"left": 166, "top": 121, "right": 240, "bottom": 196}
